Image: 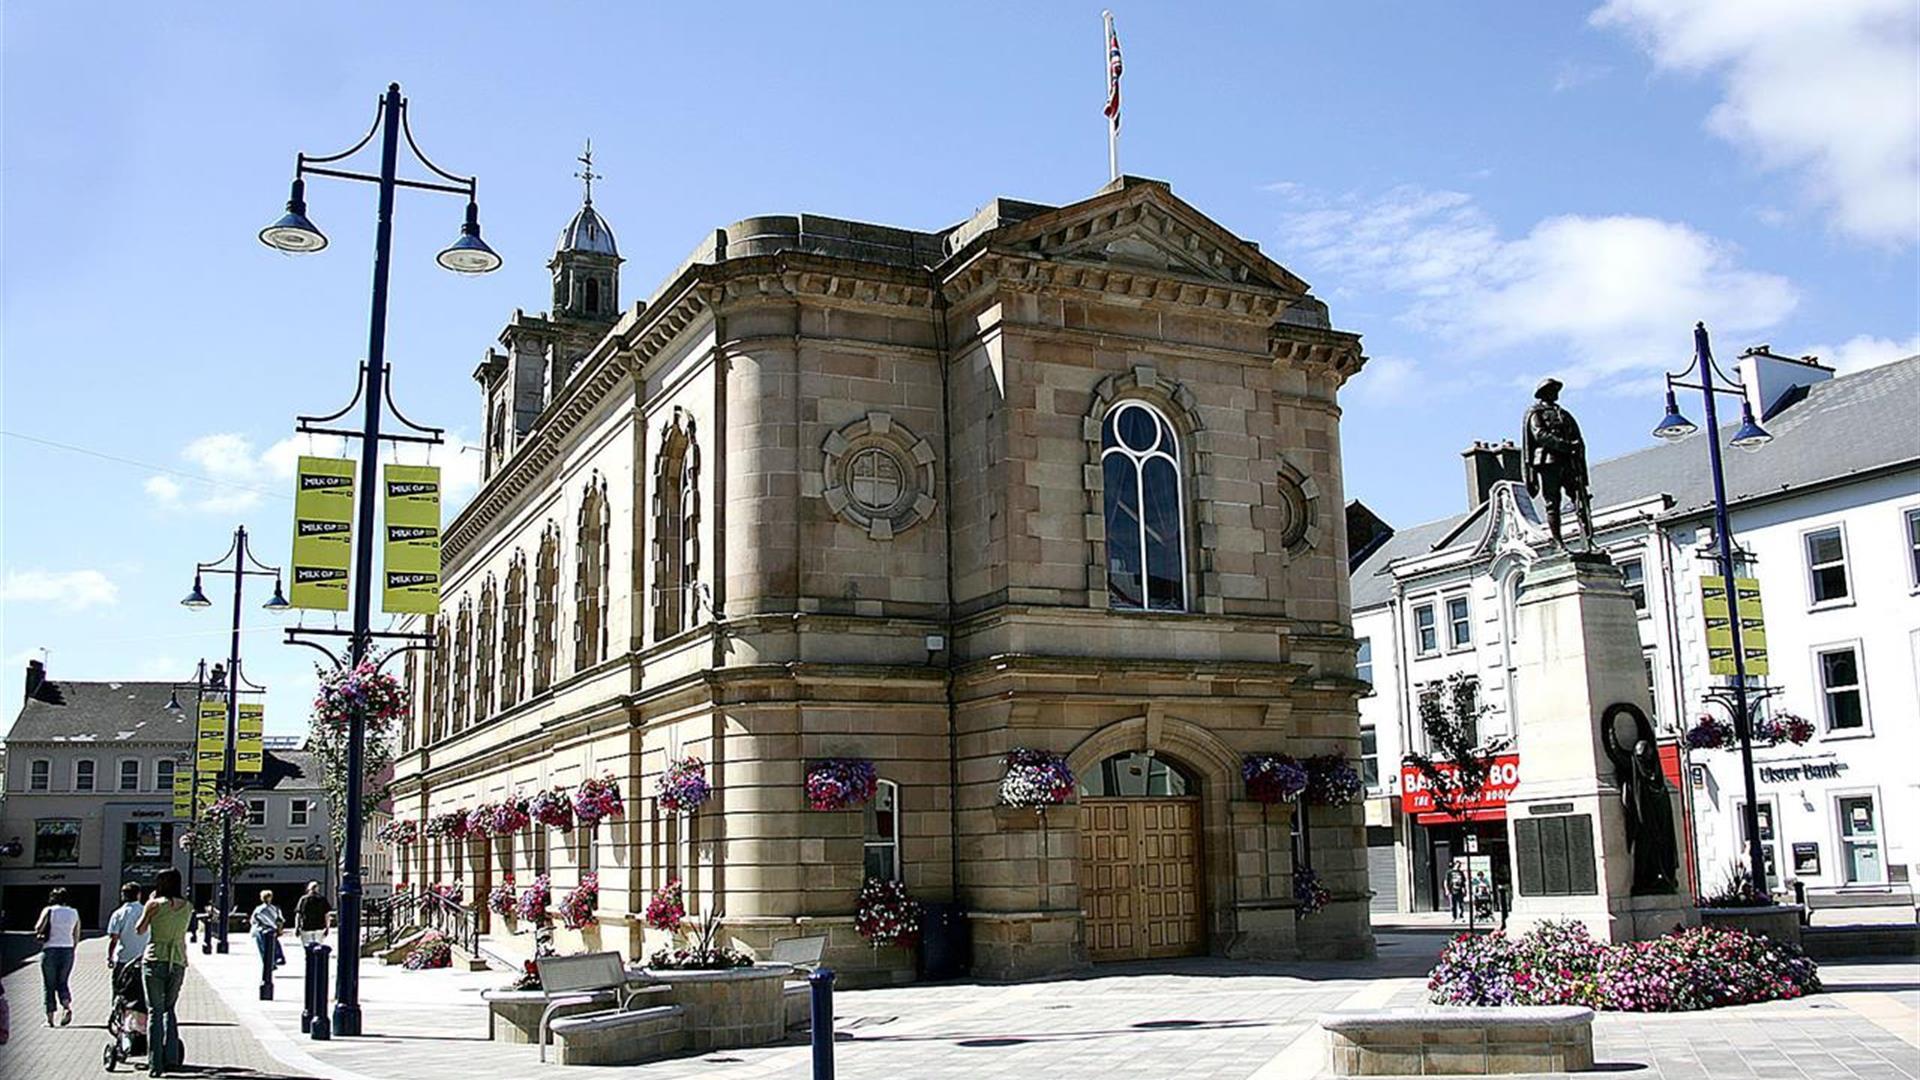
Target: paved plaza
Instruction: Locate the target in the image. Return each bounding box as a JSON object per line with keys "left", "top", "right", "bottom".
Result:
{"left": 4, "top": 931, "right": 1913, "bottom": 1080}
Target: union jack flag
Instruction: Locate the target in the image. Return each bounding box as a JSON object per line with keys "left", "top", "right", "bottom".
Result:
{"left": 1104, "top": 16, "right": 1123, "bottom": 130}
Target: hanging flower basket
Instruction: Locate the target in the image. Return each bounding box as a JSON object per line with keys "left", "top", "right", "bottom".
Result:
{"left": 573, "top": 775, "right": 624, "bottom": 826}
{"left": 806, "top": 758, "right": 878, "bottom": 811}
{"left": 1243, "top": 753, "right": 1309, "bottom": 804}
{"left": 202, "top": 793, "right": 248, "bottom": 826}
{"left": 854, "top": 878, "right": 922, "bottom": 948}
{"left": 1302, "top": 755, "right": 1363, "bottom": 807}
{"left": 425, "top": 810, "right": 471, "bottom": 841}
{"left": 559, "top": 872, "right": 599, "bottom": 930}
{"left": 1684, "top": 714, "right": 1736, "bottom": 751}
{"left": 517, "top": 874, "right": 552, "bottom": 926}
{"left": 490, "top": 797, "right": 531, "bottom": 835}
{"left": 376, "top": 819, "right": 418, "bottom": 846}
{"left": 465, "top": 803, "right": 497, "bottom": 840}
{"left": 1753, "top": 713, "right": 1815, "bottom": 748}
{"left": 528, "top": 787, "right": 575, "bottom": 830}
{"left": 488, "top": 877, "right": 517, "bottom": 918}
{"left": 644, "top": 879, "right": 686, "bottom": 932}
{"left": 313, "top": 660, "right": 410, "bottom": 738}
{"left": 656, "top": 757, "right": 712, "bottom": 815}
{"left": 1294, "top": 867, "right": 1332, "bottom": 918}
{"left": 999, "top": 748, "right": 1075, "bottom": 808}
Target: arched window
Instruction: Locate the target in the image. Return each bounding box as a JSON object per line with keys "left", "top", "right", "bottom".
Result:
{"left": 1078, "top": 750, "right": 1195, "bottom": 797}
{"left": 863, "top": 779, "right": 900, "bottom": 882}
{"left": 474, "top": 575, "right": 497, "bottom": 721}
{"left": 574, "top": 477, "right": 610, "bottom": 673}
{"left": 1101, "top": 400, "right": 1187, "bottom": 611}
{"left": 430, "top": 620, "right": 450, "bottom": 743}
{"left": 488, "top": 402, "right": 507, "bottom": 474}
{"left": 652, "top": 412, "right": 699, "bottom": 640}
{"left": 533, "top": 524, "right": 560, "bottom": 693}
{"left": 500, "top": 551, "right": 527, "bottom": 709}
{"left": 451, "top": 597, "right": 472, "bottom": 732}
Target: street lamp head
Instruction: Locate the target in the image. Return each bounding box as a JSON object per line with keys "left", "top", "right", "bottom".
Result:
{"left": 263, "top": 578, "right": 291, "bottom": 612}
{"left": 436, "top": 201, "right": 502, "bottom": 275}
{"left": 1652, "top": 386, "right": 1696, "bottom": 441}
{"left": 1729, "top": 401, "right": 1773, "bottom": 451}
{"left": 260, "top": 177, "right": 328, "bottom": 254}
{"left": 181, "top": 574, "right": 212, "bottom": 609}
{"left": 165, "top": 687, "right": 183, "bottom": 712}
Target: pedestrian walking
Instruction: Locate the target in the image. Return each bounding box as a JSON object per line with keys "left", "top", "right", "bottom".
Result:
{"left": 250, "top": 889, "right": 286, "bottom": 973}
{"left": 1446, "top": 864, "right": 1466, "bottom": 920}
{"left": 294, "top": 881, "right": 331, "bottom": 948}
{"left": 32, "top": 886, "right": 80, "bottom": 1027}
{"left": 107, "top": 881, "right": 151, "bottom": 973}
{"left": 137, "top": 867, "right": 194, "bottom": 1077}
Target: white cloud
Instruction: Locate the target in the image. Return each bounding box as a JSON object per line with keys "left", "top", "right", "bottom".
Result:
{"left": 1274, "top": 185, "right": 1798, "bottom": 387}
{"left": 1593, "top": 0, "right": 1919, "bottom": 247}
{"left": 145, "top": 475, "right": 183, "bottom": 504}
{"left": 1802, "top": 331, "right": 1920, "bottom": 373}
{"left": 1, "top": 569, "right": 120, "bottom": 610}
{"left": 1552, "top": 59, "right": 1611, "bottom": 92}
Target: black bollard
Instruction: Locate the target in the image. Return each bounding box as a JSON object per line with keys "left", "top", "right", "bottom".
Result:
{"left": 301, "top": 944, "right": 317, "bottom": 1033}
{"left": 309, "top": 944, "right": 332, "bottom": 1041}
{"left": 260, "top": 935, "right": 276, "bottom": 1000}
{"left": 809, "top": 966, "right": 835, "bottom": 1080}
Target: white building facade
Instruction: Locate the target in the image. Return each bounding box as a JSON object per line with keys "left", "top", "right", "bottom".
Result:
{"left": 1354, "top": 351, "right": 1919, "bottom": 914}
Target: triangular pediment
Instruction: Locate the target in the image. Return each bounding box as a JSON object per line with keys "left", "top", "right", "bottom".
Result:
{"left": 990, "top": 177, "right": 1311, "bottom": 296}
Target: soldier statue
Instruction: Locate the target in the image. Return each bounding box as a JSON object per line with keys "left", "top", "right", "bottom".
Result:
{"left": 1521, "top": 377, "right": 1594, "bottom": 550}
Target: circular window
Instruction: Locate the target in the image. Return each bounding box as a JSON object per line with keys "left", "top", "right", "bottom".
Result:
{"left": 1114, "top": 403, "right": 1162, "bottom": 453}
{"left": 848, "top": 448, "right": 905, "bottom": 513}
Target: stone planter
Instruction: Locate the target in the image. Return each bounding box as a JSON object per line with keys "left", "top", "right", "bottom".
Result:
{"left": 1698, "top": 904, "right": 1805, "bottom": 947}
{"left": 639, "top": 963, "right": 793, "bottom": 1052}
{"left": 1322, "top": 1006, "right": 1594, "bottom": 1075}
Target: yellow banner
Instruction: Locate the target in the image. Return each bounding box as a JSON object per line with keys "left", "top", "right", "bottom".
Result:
{"left": 197, "top": 700, "right": 227, "bottom": 771}
{"left": 236, "top": 702, "right": 264, "bottom": 773}
{"left": 1703, "top": 577, "right": 1768, "bottom": 676}
{"left": 292, "top": 456, "right": 356, "bottom": 610}
{"left": 382, "top": 464, "right": 441, "bottom": 615}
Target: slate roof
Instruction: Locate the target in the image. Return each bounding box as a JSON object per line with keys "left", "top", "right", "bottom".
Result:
{"left": 254, "top": 748, "right": 324, "bottom": 793}
{"left": 3, "top": 679, "right": 191, "bottom": 745}
{"left": 1351, "top": 355, "right": 1920, "bottom": 612}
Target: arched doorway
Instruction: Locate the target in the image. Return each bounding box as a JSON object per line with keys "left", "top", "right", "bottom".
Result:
{"left": 1078, "top": 750, "right": 1205, "bottom": 961}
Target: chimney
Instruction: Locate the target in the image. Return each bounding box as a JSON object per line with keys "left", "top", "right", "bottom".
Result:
{"left": 1461, "top": 440, "right": 1522, "bottom": 510}
{"left": 24, "top": 658, "right": 46, "bottom": 702}
{"left": 1738, "top": 344, "right": 1833, "bottom": 420}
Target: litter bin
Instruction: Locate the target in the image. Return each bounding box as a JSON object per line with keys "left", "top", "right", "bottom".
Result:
{"left": 917, "top": 901, "right": 969, "bottom": 980}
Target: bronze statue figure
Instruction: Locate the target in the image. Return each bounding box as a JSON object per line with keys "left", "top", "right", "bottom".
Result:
{"left": 1522, "top": 377, "right": 1594, "bottom": 550}
{"left": 1602, "top": 703, "right": 1680, "bottom": 895}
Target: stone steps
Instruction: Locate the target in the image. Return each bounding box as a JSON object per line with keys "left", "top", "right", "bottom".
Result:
{"left": 1802, "top": 924, "right": 1919, "bottom": 958}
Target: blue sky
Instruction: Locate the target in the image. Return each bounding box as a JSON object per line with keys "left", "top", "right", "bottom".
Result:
{"left": 3, "top": 2, "right": 1915, "bottom": 731}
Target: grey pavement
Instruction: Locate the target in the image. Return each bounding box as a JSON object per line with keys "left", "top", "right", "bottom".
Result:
{"left": 95, "top": 930, "right": 1920, "bottom": 1080}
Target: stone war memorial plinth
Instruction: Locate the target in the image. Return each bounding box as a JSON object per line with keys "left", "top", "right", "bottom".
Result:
{"left": 1502, "top": 379, "right": 1693, "bottom": 943}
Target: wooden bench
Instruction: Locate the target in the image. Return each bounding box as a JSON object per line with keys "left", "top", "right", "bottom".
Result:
{"left": 1320, "top": 1006, "right": 1594, "bottom": 1075}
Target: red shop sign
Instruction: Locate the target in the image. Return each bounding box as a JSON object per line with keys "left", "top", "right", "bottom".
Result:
{"left": 1400, "top": 754, "right": 1521, "bottom": 824}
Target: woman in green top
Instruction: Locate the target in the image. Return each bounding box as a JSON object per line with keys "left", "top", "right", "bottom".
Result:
{"left": 136, "top": 867, "right": 192, "bottom": 1076}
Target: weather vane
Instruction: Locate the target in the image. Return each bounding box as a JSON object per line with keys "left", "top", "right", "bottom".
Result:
{"left": 575, "top": 139, "right": 601, "bottom": 206}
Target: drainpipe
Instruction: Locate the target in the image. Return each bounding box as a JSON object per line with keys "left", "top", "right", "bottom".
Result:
{"left": 933, "top": 280, "right": 961, "bottom": 904}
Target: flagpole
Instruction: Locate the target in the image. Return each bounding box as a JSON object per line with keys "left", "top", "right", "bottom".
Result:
{"left": 1103, "top": 10, "right": 1119, "bottom": 181}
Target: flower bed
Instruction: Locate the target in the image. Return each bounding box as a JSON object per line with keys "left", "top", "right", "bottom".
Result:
{"left": 999, "top": 748, "right": 1075, "bottom": 808}
{"left": 1243, "top": 753, "right": 1308, "bottom": 804}
{"left": 573, "top": 775, "right": 624, "bottom": 826}
{"left": 1302, "top": 755, "right": 1362, "bottom": 807}
{"left": 648, "top": 912, "right": 751, "bottom": 970}
{"left": 657, "top": 756, "right": 712, "bottom": 815}
{"left": 855, "top": 878, "right": 921, "bottom": 947}
{"left": 528, "top": 787, "right": 574, "bottom": 830}
{"left": 806, "top": 758, "right": 878, "bottom": 810}
{"left": 1427, "top": 919, "right": 1819, "bottom": 1012}
{"left": 404, "top": 929, "right": 452, "bottom": 970}
{"left": 517, "top": 874, "right": 552, "bottom": 926}
{"left": 559, "top": 871, "right": 598, "bottom": 930}
{"left": 1293, "top": 866, "right": 1331, "bottom": 918}
{"left": 645, "top": 879, "right": 686, "bottom": 932}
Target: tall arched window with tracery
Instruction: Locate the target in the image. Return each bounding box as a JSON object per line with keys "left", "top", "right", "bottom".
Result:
{"left": 574, "top": 476, "right": 610, "bottom": 673}
{"left": 532, "top": 524, "right": 560, "bottom": 694}
{"left": 430, "top": 620, "right": 449, "bottom": 743}
{"left": 652, "top": 412, "right": 700, "bottom": 640}
{"left": 474, "top": 575, "right": 497, "bottom": 722}
{"left": 500, "top": 550, "right": 527, "bottom": 709}
{"left": 1101, "top": 399, "right": 1188, "bottom": 611}
{"left": 451, "top": 596, "right": 472, "bottom": 732}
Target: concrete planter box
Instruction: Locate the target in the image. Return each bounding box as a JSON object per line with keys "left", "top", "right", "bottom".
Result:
{"left": 641, "top": 963, "right": 794, "bottom": 1052}
{"left": 1698, "top": 905, "right": 1805, "bottom": 947}
{"left": 1321, "top": 1006, "right": 1594, "bottom": 1075}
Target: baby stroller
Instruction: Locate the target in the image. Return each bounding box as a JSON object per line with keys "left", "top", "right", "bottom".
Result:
{"left": 101, "top": 961, "right": 148, "bottom": 1071}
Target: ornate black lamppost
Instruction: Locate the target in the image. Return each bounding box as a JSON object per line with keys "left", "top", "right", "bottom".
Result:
{"left": 260, "top": 81, "right": 497, "bottom": 1036}
{"left": 1652, "top": 322, "right": 1774, "bottom": 894}
{"left": 180, "top": 527, "right": 289, "bottom": 952}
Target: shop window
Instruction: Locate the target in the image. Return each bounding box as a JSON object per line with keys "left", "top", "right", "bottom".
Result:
{"left": 1446, "top": 596, "right": 1472, "bottom": 649}
{"left": 864, "top": 779, "right": 900, "bottom": 882}
{"left": 122, "top": 822, "right": 172, "bottom": 865}
{"left": 247, "top": 799, "right": 267, "bottom": 828}
{"left": 30, "top": 759, "right": 51, "bottom": 791}
{"left": 1360, "top": 726, "right": 1380, "bottom": 789}
{"left": 1736, "top": 797, "right": 1782, "bottom": 889}
{"left": 1804, "top": 526, "right": 1851, "bottom": 605}
{"left": 1618, "top": 557, "right": 1647, "bottom": 611}
{"left": 1816, "top": 645, "right": 1866, "bottom": 732}
{"left": 75, "top": 759, "right": 96, "bottom": 793}
{"left": 35, "top": 819, "right": 80, "bottom": 865}
{"left": 1837, "top": 795, "right": 1884, "bottom": 885}
{"left": 1414, "top": 604, "right": 1438, "bottom": 656}
{"left": 118, "top": 758, "right": 141, "bottom": 792}
{"left": 1355, "top": 637, "right": 1373, "bottom": 693}
{"left": 1101, "top": 399, "right": 1188, "bottom": 612}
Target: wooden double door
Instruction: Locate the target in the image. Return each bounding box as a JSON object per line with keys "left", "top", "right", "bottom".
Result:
{"left": 1078, "top": 796, "right": 1205, "bottom": 961}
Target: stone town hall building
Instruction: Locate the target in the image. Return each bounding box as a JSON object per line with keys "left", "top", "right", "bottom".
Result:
{"left": 391, "top": 174, "right": 1373, "bottom": 981}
